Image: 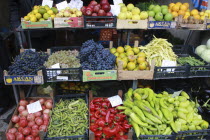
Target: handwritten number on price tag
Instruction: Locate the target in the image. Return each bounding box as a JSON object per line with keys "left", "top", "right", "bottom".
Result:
{"left": 27, "top": 101, "right": 42, "bottom": 114}
{"left": 108, "top": 95, "right": 123, "bottom": 107}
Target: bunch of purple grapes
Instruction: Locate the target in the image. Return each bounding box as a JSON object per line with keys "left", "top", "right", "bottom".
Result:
{"left": 80, "top": 40, "right": 116, "bottom": 70}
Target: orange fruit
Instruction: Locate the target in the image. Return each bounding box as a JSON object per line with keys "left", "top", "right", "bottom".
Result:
{"left": 168, "top": 9, "right": 172, "bottom": 13}
{"left": 172, "top": 5, "right": 180, "bottom": 12}
{"left": 183, "top": 3, "right": 190, "bottom": 9}
{"left": 191, "top": 9, "right": 199, "bottom": 16}
{"left": 193, "top": 14, "right": 200, "bottom": 20}
{"left": 180, "top": 5, "right": 188, "bottom": 11}
{"left": 169, "top": 3, "right": 175, "bottom": 9}
{"left": 176, "top": 2, "right": 182, "bottom": 7}
{"left": 178, "top": 10, "right": 186, "bottom": 16}
{"left": 139, "top": 62, "right": 147, "bottom": 70}
{"left": 137, "top": 56, "right": 146, "bottom": 64}
{"left": 172, "top": 11, "right": 178, "bottom": 18}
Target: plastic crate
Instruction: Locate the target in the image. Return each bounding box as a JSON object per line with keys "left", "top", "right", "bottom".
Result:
{"left": 56, "top": 83, "right": 88, "bottom": 95}
{"left": 84, "top": 16, "right": 117, "bottom": 29}
{"left": 45, "top": 93, "right": 89, "bottom": 140}
{"left": 175, "top": 129, "right": 210, "bottom": 140}
{"left": 154, "top": 66, "right": 190, "bottom": 80}
{"left": 172, "top": 45, "right": 192, "bottom": 57}
{"left": 133, "top": 134, "right": 174, "bottom": 140}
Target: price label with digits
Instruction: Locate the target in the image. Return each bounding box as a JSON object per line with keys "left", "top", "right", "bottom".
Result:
{"left": 108, "top": 95, "right": 123, "bottom": 107}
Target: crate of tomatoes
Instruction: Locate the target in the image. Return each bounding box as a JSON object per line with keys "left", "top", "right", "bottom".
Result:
{"left": 89, "top": 90, "right": 133, "bottom": 140}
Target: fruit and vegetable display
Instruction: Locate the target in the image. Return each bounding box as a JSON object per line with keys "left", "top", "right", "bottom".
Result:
{"left": 90, "top": 97, "right": 132, "bottom": 139}
{"left": 168, "top": 2, "right": 190, "bottom": 19}
{"left": 147, "top": 4, "right": 173, "bottom": 21}
{"left": 140, "top": 36, "right": 177, "bottom": 67}
{"left": 195, "top": 39, "right": 210, "bottom": 63}
{"left": 55, "top": 7, "right": 82, "bottom": 18}
{"left": 8, "top": 50, "right": 48, "bottom": 75}
{"left": 118, "top": 3, "right": 149, "bottom": 20}
{"left": 80, "top": 40, "right": 116, "bottom": 70}
{"left": 117, "top": 88, "right": 209, "bottom": 137}
{"left": 47, "top": 98, "right": 88, "bottom": 138}
{"left": 44, "top": 50, "right": 80, "bottom": 68}
{"left": 24, "top": 5, "right": 58, "bottom": 22}
{"left": 81, "top": 0, "right": 112, "bottom": 16}
{"left": 110, "top": 45, "right": 150, "bottom": 71}
{"left": 6, "top": 98, "right": 53, "bottom": 140}
{"left": 177, "top": 56, "right": 205, "bottom": 66}
{"left": 59, "top": 82, "right": 91, "bottom": 92}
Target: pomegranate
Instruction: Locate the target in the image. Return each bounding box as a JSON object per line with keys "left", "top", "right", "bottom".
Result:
{"left": 8, "top": 128, "right": 17, "bottom": 134}
{"left": 18, "top": 106, "right": 25, "bottom": 112}
{"left": 11, "top": 115, "right": 20, "bottom": 123}
{"left": 27, "top": 114, "right": 35, "bottom": 121}
{"left": 20, "top": 100, "right": 28, "bottom": 106}
{"left": 19, "top": 119, "right": 28, "bottom": 127}
{"left": 22, "top": 127, "right": 31, "bottom": 136}
{"left": 6, "top": 133, "right": 15, "bottom": 140}
{"left": 25, "top": 135, "right": 35, "bottom": 140}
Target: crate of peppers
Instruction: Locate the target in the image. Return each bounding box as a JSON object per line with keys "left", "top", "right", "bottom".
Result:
{"left": 89, "top": 91, "right": 132, "bottom": 140}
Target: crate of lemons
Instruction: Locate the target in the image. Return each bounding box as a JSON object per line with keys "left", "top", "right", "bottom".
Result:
{"left": 23, "top": 5, "right": 58, "bottom": 22}
{"left": 110, "top": 45, "right": 150, "bottom": 71}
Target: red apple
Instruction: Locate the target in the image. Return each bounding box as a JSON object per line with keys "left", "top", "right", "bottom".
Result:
{"left": 98, "top": 9, "right": 106, "bottom": 16}
{"left": 93, "top": 5, "right": 100, "bottom": 13}
{"left": 90, "top": 0, "right": 98, "bottom": 6}
{"left": 102, "top": 4, "right": 111, "bottom": 12}
{"left": 86, "top": 10, "right": 93, "bottom": 16}
{"left": 100, "top": 0, "right": 109, "bottom": 5}
{"left": 92, "top": 13, "right": 98, "bottom": 16}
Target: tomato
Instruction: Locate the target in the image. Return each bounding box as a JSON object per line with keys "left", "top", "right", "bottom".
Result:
{"left": 96, "top": 119, "right": 105, "bottom": 127}
{"left": 95, "top": 131, "right": 102, "bottom": 137}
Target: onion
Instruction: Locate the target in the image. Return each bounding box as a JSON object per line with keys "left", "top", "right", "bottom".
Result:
{"left": 32, "top": 124, "right": 39, "bottom": 130}
{"left": 35, "top": 137, "right": 40, "bottom": 140}
{"left": 38, "top": 98, "right": 45, "bottom": 105}
{"left": 102, "top": 4, "right": 111, "bottom": 12}
{"left": 35, "top": 117, "right": 43, "bottom": 126}
{"left": 43, "top": 109, "right": 50, "bottom": 115}
{"left": 18, "top": 127, "right": 24, "bottom": 133}
{"left": 25, "top": 135, "right": 35, "bottom": 140}
{"left": 34, "top": 111, "right": 42, "bottom": 117}
{"left": 11, "top": 115, "right": 20, "bottom": 123}
{"left": 16, "top": 132, "right": 24, "bottom": 140}
{"left": 19, "top": 119, "right": 28, "bottom": 127}
{"left": 8, "top": 128, "right": 17, "bottom": 134}
{"left": 98, "top": 9, "right": 106, "bottom": 16}
{"left": 45, "top": 102, "right": 52, "bottom": 109}
{"left": 20, "top": 100, "right": 28, "bottom": 106}
{"left": 22, "top": 127, "right": 31, "bottom": 136}
{"left": 27, "top": 114, "right": 35, "bottom": 121}
{"left": 28, "top": 121, "right": 35, "bottom": 127}
{"left": 39, "top": 125, "right": 47, "bottom": 132}
{"left": 6, "top": 133, "right": 15, "bottom": 140}
{"left": 18, "top": 106, "right": 25, "bottom": 112}
{"left": 106, "top": 12, "right": 113, "bottom": 16}
{"left": 20, "top": 110, "right": 29, "bottom": 117}
{"left": 31, "top": 129, "right": 39, "bottom": 137}
{"left": 29, "top": 100, "right": 35, "bottom": 104}
{"left": 43, "top": 114, "right": 49, "bottom": 121}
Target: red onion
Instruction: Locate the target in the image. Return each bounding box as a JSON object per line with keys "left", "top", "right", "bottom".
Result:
{"left": 25, "top": 135, "right": 35, "bottom": 140}
{"left": 38, "top": 98, "right": 45, "bottom": 105}
{"left": 20, "top": 116, "right": 26, "bottom": 120}
{"left": 35, "top": 117, "right": 43, "bottom": 126}
{"left": 43, "top": 109, "right": 50, "bottom": 115}
{"left": 102, "top": 4, "right": 111, "bottom": 12}
{"left": 6, "top": 133, "right": 15, "bottom": 140}
{"left": 31, "top": 129, "right": 39, "bottom": 137}
{"left": 16, "top": 132, "right": 24, "bottom": 140}
{"left": 28, "top": 121, "right": 35, "bottom": 127}
{"left": 19, "top": 119, "right": 28, "bottom": 127}
{"left": 20, "top": 110, "right": 28, "bottom": 117}
{"left": 39, "top": 125, "right": 47, "bottom": 132}
{"left": 98, "top": 9, "right": 106, "bottom": 16}
{"left": 43, "top": 114, "right": 49, "bottom": 121}
{"left": 8, "top": 128, "right": 17, "bottom": 134}
{"left": 42, "top": 105, "right": 46, "bottom": 110}
{"left": 18, "top": 127, "right": 24, "bottom": 133}
{"left": 32, "top": 124, "right": 39, "bottom": 130}
{"left": 20, "top": 100, "right": 28, "bottom": 106}
{"left": 45, "top": 102, "right": 52, "bottom": 109}
{"left": 18, "top": 106, "right": 25, "bottom": 112}
{"left": 27, "top": 114, "right": 35, "bottom": 121}
{"left": 11, "top": 115, "right": 20, "bottom": 123}
{"left": 22, "top": 127, "right": 31, "bottom": 136}
{"left": 43, "top": 120, "right": 49, "bottom": 125}
{"left": 34, "top": 111, "right": 42, "bottom": 117}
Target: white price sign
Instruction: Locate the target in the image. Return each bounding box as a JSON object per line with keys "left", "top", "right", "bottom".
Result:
{"left": 56, "top": 1, "right": 68, "bottom": 11}
{"left": 113, "top": 0, "right": 123, "bottom": 5}
{"left": 161, "top": 60, "right": 177, "bottom": 72}
{"left": 42, "top": 0, "right": 53, "bottom": 8}
{"left": 108, "top": 95, "right": 123, "bottom": 107}
{"left": 27, "top": 101, "right": 42, "bottom": 114}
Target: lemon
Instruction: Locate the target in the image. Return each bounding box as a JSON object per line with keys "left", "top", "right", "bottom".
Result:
{"left": 200, "top": 12, "right": 204, "bottom": 16}
{"left": 39, "top": 18, "right": 45, "bottom": 21}
{"left": 45, "top": 7, "right": 50, "bottom": 11}
{"left": 33, "top": 9, "right": 38, "bottom": 14}
{"left": 43, "top": 13, "right": 50, "bottom": 20}
{"left": 30, "top": 16, "right": 37, "bottom": 22}
{"left": 33, "top": 5, "right": 39, "bottom": 10}
{"left": 50, "top": 14, "right": 55, "bottom": 20}
{"left": 24, "top": 16, "right": 30, "bottom": 21}
{"left": 47, "top": 10, "right": 54, "bottom": 15}
{"left": 35, "top": 13, "right": 42, "bottom": 19}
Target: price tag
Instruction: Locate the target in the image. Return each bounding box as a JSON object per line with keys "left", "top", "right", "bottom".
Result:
{"left": 172, "top": 90, "right": 182, "bottom": 98}
{"left": 113, "top": 0, "right": 123, "bottom": 5}
{"left": 110, "top": 5, "right": 120, "bottom": 16}
{"left": 161, "top": 60, "right": 177, "bottom": 72}
{"left": 56, "top": 1, "right": 68, "bottom": 11}
{"left": 27, "top": 101, "right": 42, "bottom": 114}
{"left": 48, "top": 63, "right": 61, "bottom": 78}
{"left": 42, "top": 0, "right": 53, "bottom": 8}
{"left": 108, "top": 95, "right": 123, "bottom": 107}
{"left": 57, "top": 76, "right": 68, "bottom": 80}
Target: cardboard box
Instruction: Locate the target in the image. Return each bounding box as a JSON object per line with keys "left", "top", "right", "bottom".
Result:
{"left": 205, "top": 19, "right": 210, "bottom": 30}
{"left": 83, "top": 70, "right": 117, "bottom": 82}
{"left": 148, "top": 17, "right": 177, "bottom": 29}
{"left": 21, "top": 18, "right": 53, "bottom": 29}
{"left": 88, "top": 90, "right": 133, "bottom": 140}
{"left": 117, "top": 19, "right": 148, "bottom": 29}
{"left": 54, "top": 17, "right": 84, "bottom": 28}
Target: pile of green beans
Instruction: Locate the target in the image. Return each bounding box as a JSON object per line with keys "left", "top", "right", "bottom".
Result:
{"left": 177, "top": 56, "right": 205, "bottom": 66}
{"left": 47, "top": 98, "right": 88, "bottom": 138}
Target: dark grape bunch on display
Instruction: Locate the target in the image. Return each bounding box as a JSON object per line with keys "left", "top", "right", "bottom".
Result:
{"left": 9, "top": 50, "right": 48, "bottom": 75}
{"left": 80, "top": 40, "right": 116, "bottom": 70}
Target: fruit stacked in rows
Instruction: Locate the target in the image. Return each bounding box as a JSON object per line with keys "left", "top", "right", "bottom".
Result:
{"left": 118, "top": 3, "right": 148, "bottom": 20}
{"left": 147, "top": 4, "right": 173, "bottom": 21}
{"left": 24, "top": 5, "right": 58, "bottom": 22}
{"left": 6, "top": 99, "right": 53, "bottom": 140}
{"left": 110, "top": 45, "right": 150, "bottom": 71}
{"left": 168, "top": 2, "right": 190, "bottom": 19}
{"left": 56, "top": 7, "right": 82, "bottom": 18}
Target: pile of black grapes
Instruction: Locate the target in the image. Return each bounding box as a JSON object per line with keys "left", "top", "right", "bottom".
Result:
{"left": 9, "top": 50, "right": 48, "bottom": 75}
{"left": 80, "top": 40, "right": 116, "bottom": 70}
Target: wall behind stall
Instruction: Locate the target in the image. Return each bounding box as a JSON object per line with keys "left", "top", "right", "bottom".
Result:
{"left": 0, "top": 0, "right": 9, "bottom": 29}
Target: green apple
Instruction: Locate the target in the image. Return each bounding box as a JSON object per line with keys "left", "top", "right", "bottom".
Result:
{"left": 132, "top": 14, "right": 140, "bottom": 20}
{"left": 153, "top": 5, "right": 161, "bottom": 13}
{"left": 148, "top": 11, "right": 155, "bottom": 17}
{"left": 149, "top": 5, "right": 155, "bottom": 11}
{"left": 155, "top": 12, "right": 163, "bottom": 21}
{"left": 127, "top": 3, "right": 134, "bottom": 11}
{"left": 118, "top": 12, "right": 126, "bottom": 19}
{"left": 126, "top": 11, "right": 133, "bottom": 19}
{"left": 164, "top": 13, "right": 173, "bottom": 21}
{"left": 121, "top": 6, "right": 127, "bottom": 13}
{"left": 132, "top": 7, "right": 140, "bottom": 15}
{"left": 162, "top": 8, "right": 169, "bottom": 15}
{"left": 140, "top": 11, "right": 149, "bottom": 20}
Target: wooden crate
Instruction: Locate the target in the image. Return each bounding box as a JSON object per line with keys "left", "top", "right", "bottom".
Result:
{"left": 21, "top": 18, "right": 53, "bottom": 29}
{"left": 54, "top": 17, "right": 84, "bottom": 28}
{"left": 117, "top": 19, "right": 148, "bottom": 29}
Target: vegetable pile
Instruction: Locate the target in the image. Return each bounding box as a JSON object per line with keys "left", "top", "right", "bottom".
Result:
{"left": 6, "top": 98, "right": 53, "bottom": 140}
{"left": 117, "top": 88, "right": 209, "bottom": 137}
{"left": 140, "top": 36, "right": 177, "bottom": 66}
{"left": 47, "top": 98, "right": 88, "bottom": 138}
{"left": 177, "top": 56, "right": 205, "bottom": 66}
{"left": 9, "top": 50, "right": 48, "bottom": 75}
{"left": 195, "top": 39, "right": 210, "bottom": 63}
{"left": 90, "top": 97, "right": 132, "bottom": 140}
